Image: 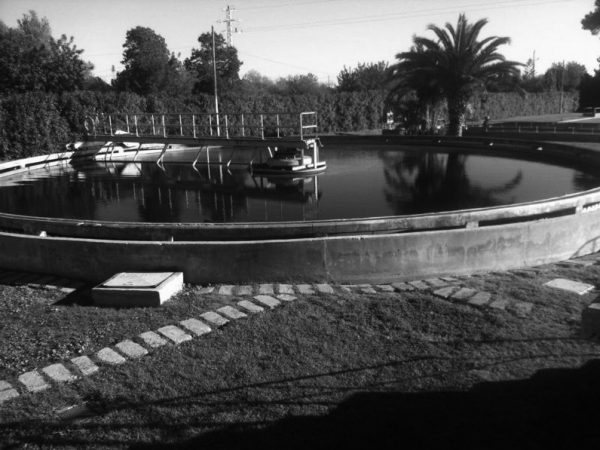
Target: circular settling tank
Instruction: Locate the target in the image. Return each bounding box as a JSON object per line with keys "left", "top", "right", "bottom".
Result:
{"left": 1, "top": 135, "right": 600, "bottom": 284}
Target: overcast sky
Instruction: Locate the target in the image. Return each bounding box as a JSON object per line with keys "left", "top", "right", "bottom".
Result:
{"left": 1, "top": 0, "right": 598, "bottom": 84}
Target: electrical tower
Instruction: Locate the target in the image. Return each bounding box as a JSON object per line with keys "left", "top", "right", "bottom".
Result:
{"left": 219, "top": 5, "right": 240, "bottom": 46}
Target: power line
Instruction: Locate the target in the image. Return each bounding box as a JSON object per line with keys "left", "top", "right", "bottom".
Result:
{"left": 243, "top": 0, "right": 570, "bottom": 33}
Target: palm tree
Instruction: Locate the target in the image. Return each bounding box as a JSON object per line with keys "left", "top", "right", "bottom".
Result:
{"left": 391, "top": 14, "right": 522, "bottom": 136}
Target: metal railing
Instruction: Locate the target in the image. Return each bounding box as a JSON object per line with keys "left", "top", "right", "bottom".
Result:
{"left": 85, "top": 111, "right": 318, "bottom": 141}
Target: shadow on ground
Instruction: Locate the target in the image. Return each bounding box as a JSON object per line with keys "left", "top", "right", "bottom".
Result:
{"left": 133, "top": 359, "right": 600, "bottom": 450}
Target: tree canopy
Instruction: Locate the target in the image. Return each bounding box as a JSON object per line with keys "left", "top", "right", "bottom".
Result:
{"left": 0, "top": 11, "right": 90, "bottom": 93}
{"left": 337, "top": 62, "right": 389, "bottom": 92}
{"left": 185, "top": 32, "right": 242, "bottom": 95}
{"left": 390, "top": 14, "right": 521, "bottom": 136}
{"left": 114, "top": 27, "right": 182, "bottom": 95}
{"left": 582, "top": 0, "right": 600, "bottom": 35}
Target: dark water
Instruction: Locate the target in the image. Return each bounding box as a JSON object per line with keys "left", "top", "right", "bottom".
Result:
{"left": 0, "top": 144, "right": 599, "bottom": 223}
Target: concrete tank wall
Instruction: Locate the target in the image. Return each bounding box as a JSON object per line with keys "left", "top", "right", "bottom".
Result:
{"left": 1, "top": 205, "right": 599, "bottom": 284}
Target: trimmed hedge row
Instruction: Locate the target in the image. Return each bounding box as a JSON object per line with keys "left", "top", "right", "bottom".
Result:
{"left": 0, "top": 90, "right": 578, "bottom": 160}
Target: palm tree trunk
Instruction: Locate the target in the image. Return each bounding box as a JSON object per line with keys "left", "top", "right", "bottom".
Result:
{"left": 447, "top": 95, "right": 467, "bottom": 137}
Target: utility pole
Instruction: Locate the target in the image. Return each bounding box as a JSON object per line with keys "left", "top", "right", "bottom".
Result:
{"left": 212, "top": 26, "right": 220, "bottom": 136}
{"left": 219, "top": 5, "right": 239, "bottom": 46}
{"left": 559, "top": 60, "right": 565, "bottom": 114}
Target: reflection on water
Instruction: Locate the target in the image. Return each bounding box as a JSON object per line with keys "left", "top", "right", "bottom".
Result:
{"left": 0, "top": 144, "right": 598, "bottom": 223}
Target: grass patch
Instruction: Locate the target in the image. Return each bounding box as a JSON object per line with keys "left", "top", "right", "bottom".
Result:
{"left": 1, "top": 263, "right": 600, "bottom": 447}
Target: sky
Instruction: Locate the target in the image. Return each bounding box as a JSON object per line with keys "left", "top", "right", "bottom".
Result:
{"left": 1, "top": 0, "right": 599, "bottom": 84}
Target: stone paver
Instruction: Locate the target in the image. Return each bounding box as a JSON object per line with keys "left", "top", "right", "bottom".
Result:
{"left": 451, "top": 287, "right": 477, "bottom": 301}
{"left": 258, "top": 283, "right": 274, "bottom": 295}
{"left": 237, "top": 300, "right": 265, "bottom": 313}
{"left": 196, "top": 286, "right": 215, "bottom": 294}
{"left": 0, "top": 381, "right": 19, "bottom": 403}
{"left": 253, "top": 294, "right": 281, "bottom": 309}
{"left": 375, "top": 285, "right": 395, "bottom": 292}
{"left": 512, "top": 301, "right": 534, "bottom": 316}
{"left": 180, "top": 318, "right": 212, "bottom": 336}
{"left": 116, "top": 340, "right": 149, "bottom": 359}
{"left": 392, "top": 282, "right": 415, "bottom": 292}
{"left": 425, "top": 278, "right": 449, "bottom": 288}
{"left": 96, "top": 347, "right": 127, "bottom": 365}
{"left": 544, "top": 278, "right": 595, "bottom": 295}
{"left": 42, "top": 363, "right": 77, "bottom": 383}
{"left": 296, "top": 284, "right": 315, "bottom": 295}
{"left": 315, "top": 283, "right": 334, "bottom": 294}
{"left": 278, "top": 284, "right": 294, "bottom": 294}
{"left": 157, "top": 325, "right": 193, "bottom": 344}
{"left": 361, "top": 286, "right": 377, "bottom": 294}
{"left": 217, "top": 285, "right": 235, "bottom": 296}
{"left": 217, "top": 305, "right": 248, "bottom": 320}
{"left": 440, "top": 276, "right": 459, "bottom": 283}
{"left": 18, "top": 371, "right": 50, "bottom": 392}
{"left": 468, "top": 291, "right": 492, "bottom": 306}
{"left": 71, "top": 356, "right": 99, "bottom": 376}
{"left": 433, "top": 286, "right": 459, "bottom": 299}
{"left": 489, "top": 299, "right": 510, "bottom": 310}
{"left": 235, "top": 285, "right": 254, "bottom": 296}
{"left": 277, "top": 294, "right": 297, "bottom": 302}
{"left": 408, "top": 280, "right": 430, "bottom": 290}
{"left": 200, "top": 311, "right": 230, "bottom": 327}
{"left": 139, "top": 330, "right": 169, "bottom": 348}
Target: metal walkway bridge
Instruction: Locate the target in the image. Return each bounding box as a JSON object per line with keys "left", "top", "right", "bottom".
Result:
{"left": 84, "top": 111, "right": 318, "bottom": 147}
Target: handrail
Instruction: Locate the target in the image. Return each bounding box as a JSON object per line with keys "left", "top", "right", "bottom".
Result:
{"left": 85, "top": 111, "right": 319, "bottom": 142}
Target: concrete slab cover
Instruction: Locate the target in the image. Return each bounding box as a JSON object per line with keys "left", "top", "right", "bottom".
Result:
{"left": 139, "top": 331, "right": 169, "bottom": 348}
{"left": 71, "top": 356, "right": 99, "bottom": 376}
{"left": 180, "top": 318, "right": 212, "bottom": 336}
{"left": 253, "top": 295, "right": 281, "bottom": 309}
{"left": 93, "top": 272, "right": 183, "bottom": 307}
{"left": 157, "top": 325, "right": 193, "bottom": 344}
{"left": 96, "top": 347, "right": 127, "bottom": 365}
{"left": 103, "top": 272, "right": 173, "bottom": 288}
{"left": 42, "top": 363, "right": 77, "bottom": 383}
{"left": 217, "top": 305, "right": 248, "bottom": 320}
{"left": 116, "top": 340, "right": 148, "bottom": 359}
{"left": 237, "top": 300, "right": 265, "bottom": 313}
{"left": 544, "top": 278, "right": 595, "bottom": 295}
{"left": 200, "top": 311, "right": 230, "bottom": 327}
{"left": 19, "top": 371, "right": 50, "bottom": 392}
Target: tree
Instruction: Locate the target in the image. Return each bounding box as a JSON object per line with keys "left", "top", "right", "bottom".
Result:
{"left": 390, "top": 14, "right": 521, "bottom": 136}
{"left": 543, "top": 61, "right": 587, "bottom": 92}
{"left": 113, "top": 27, "right": 177, "bottom": 95}
{"left": 582, "top": 0, "right": 600, "bottom": 35}
{"left": 337, "top": 61, "right": 389, "bottom": 92}
{"left": 185, "top": 32, "right": 242, "bottom": 95}
{"left": 273, "top": 73, "right": 329, "bottom": 96}
{"left": 0, "top": 11, "right": 90, "bottom": 93}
